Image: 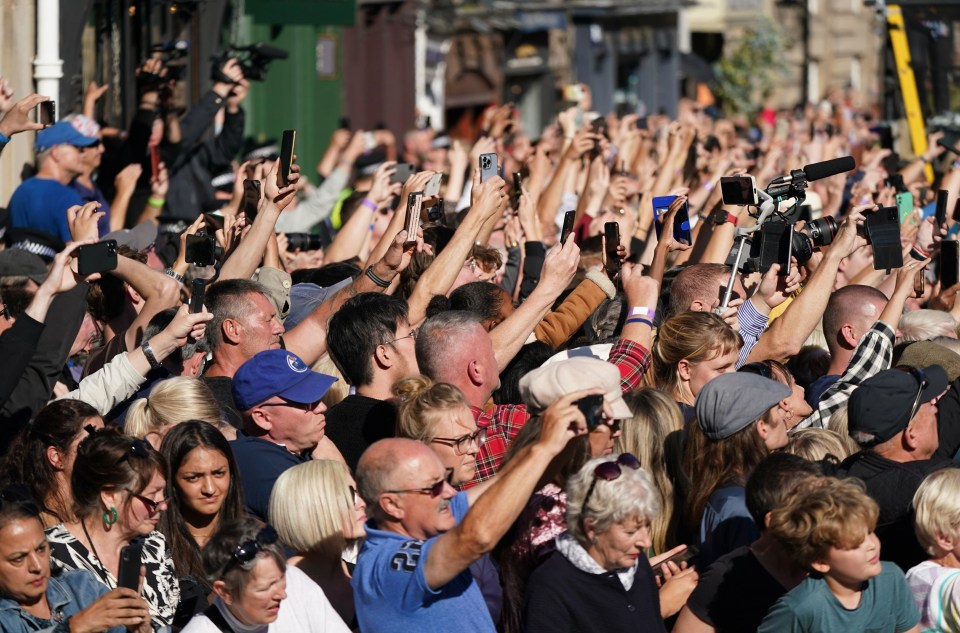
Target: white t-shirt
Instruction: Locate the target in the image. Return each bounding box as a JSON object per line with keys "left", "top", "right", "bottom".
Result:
{"left": 181, "top": 566, "right": 350, "bottom": 633}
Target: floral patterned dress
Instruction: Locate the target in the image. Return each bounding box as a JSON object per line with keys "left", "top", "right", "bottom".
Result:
{"left": 45, "top": 524, "right": 180, "bottom": 632}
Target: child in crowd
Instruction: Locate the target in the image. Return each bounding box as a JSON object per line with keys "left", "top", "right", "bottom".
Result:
{"left": 758, "top": 477, "right": 920, "bottom": 633}
{"left": 907, "top": 469, "right": 960, "bottom": 632}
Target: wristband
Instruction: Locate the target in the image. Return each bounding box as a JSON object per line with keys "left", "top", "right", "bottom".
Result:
{"left": 625, "top": 317, "right": 653, "bottom": 328}
{"left": 164, "top": 268, "right": 184, "bottom": 283}
{"left": 703, "top": 181, "right": 715, "bottom": 193}
{"left": 141, "top": 339, "right": 162, "bottom": 370}
{"left": 365, "top": 265, "right": 392, "bottom": 289}
{"left": 361, "top": 198, "right": 378, "bottom": 212}
{"left": 910, "top": 246, "right": 929, "bottom": 261}
{"left": 148, "top": 196, "right": 165, "bottom": 208}
{"left": 629, "top": 307, "right": 656, "bottom": 319}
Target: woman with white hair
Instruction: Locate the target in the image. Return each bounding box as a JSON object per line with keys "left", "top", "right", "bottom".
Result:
{"left": 899, "top": 309, "right": 958, "bottom": 342}
{"left": 522, "top": 454, "right": 697, "bottom": 633}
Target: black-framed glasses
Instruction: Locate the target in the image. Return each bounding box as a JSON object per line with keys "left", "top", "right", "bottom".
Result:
{"left": 581, "top": 453, "right": 641, "bottom": 516}
{"left": 132, "top": 493, "right": 168, "bottom": 516}
{"left": 383, "top": 327, "right": 419, "bottom": 347}
{"left": 384, "top": 468, "right": 454, "bottom": 498}
{"left": 260, "top": 397, "right": 321, "bottom": 412}
{"left": 222, "top": 525, "right": 279, "bottom": 576}
{"left": 430, "top": 428, "right": 488, "bottom": 456}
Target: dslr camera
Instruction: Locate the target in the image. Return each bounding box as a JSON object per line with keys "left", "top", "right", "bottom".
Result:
{"left": 211, "top": 43, "right": 289, "bottom": 83}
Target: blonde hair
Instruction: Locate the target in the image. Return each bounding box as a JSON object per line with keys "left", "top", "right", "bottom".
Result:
{"left": 617, "top": 388, "right": 684, "bottom": 553}
{"left": 784, "top": 428, "right": 856, "bottom": 463}
{"left": 393, "top": 375, "right": 470, "bottom": 441}
{"left": 649, "top": 312, "right": 742, "bottom": 401}
{"left": 125, "top": 377, "right": 223, "bottom": 439}
{"left": 913, "top": 469, "right": 960, "bottom": 556}
{"left": 269, "top": 460, "right": 354, "bottom": 560}
{"left": 768, "top": 477, "right": 879, "bottom": 571}
{"left": 313, "top": 354, "right": 349, "bottom": 409}
{"left": 826, "top": 403, "right": 852, "bottom": 440}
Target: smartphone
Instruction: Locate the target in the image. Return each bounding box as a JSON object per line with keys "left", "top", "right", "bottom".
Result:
{"left": 560, "top": 210, "right": 576, "bottom": 246}
{"left": 390, "top": 163, "right": 416, "bottom": 185}
{"left": 936, "top": 190, "right": 950, "bottom": 227}
{"left": 720, "top": 175, "right": 758, "bottom": 206}
{"left": 943, "top": 240, "right": 960, "bottom": 289}
{"left": 35, "top": 100, "right": 55, "bottom": 126}
{"left": 149, "top": 146, "right": 160, "bottom": 180}
{"left": 865, "top": 206, "right": 904, "bottom": 270}
{"left": 190, "top": 278, "right": 207, "bottom": 314}
{"left": 589, "top": 118, "right": 605, "bottom": 160}
{"left": 953, "top": 199, "right": 960, "bottom": 223}
{"left": 405, "top": 192, "right": 423, "bottom": 246}
{"left": 203, "top": 213, "right": 225, "bottom": 234}
{"left": 652, "top": 195, "right": 693, "bottom": 245}
{"left": 479, "top": 153, "right": 498, "bottom": 183}
{"left": 242, "top": 179, "right": 261, "bottom": 222}
{"left": 116, "top": 540, "right": 143, "bottom": 592}
{"left": 577, "top": 394, "right": 604, "bottom": 429}
{"left": 424, "top": 172, "right": 443, "bottom": 198}
{"left": 914, "top": 270, "right": 925, "bottom": 296}
{"left": 185, "top": 235, "right": 217, "bottom": 266}
{"left": 653, "top": 545, "right": 699, "bottom": 579}
{"left": 562, "top": 84, "right": 585, "bottom": 103}
{"left": 604, "top": 221, "right": 621, "bottom": 276}
{"left": 278, "top": 129, "right": 296, "bottom": 187}
{"left": 756, "top": 223, "right": 793, "bottom": 276}
{"left": 77, "top": 240, "right": 118, "bottom": 276}
{"left": 427, "top": 197, "right": 445, "bottom": 227}
{"left": 338, "top": 116, "right": 351, "bottom": 130}
{"left": 512, "top": 172, "right": 523, "bottom": 208}
{"left": 895, "top": 192, "right": 915, "bottom": 224}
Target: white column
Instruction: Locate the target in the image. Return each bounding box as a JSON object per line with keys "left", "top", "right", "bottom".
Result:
{"left": 677, "top": 7, "right": 691, "bottom": 54}
{"left": 34, "top": 0, "right": 63, "bottom": 110}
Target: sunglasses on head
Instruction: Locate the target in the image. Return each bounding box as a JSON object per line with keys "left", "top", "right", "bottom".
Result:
{"left": 581, "top": 453, "right": 641, "bottom": 521}
{"left": 222, "top": 525, "right": 279, "bottom": 575}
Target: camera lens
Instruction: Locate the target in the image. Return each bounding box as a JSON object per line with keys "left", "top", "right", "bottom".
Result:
{"left": 286, "top": 233, "right": 323, "bottom": 252}
{"left": 791, "top": 232, "right": 813, "bottom": 265}
{"left": 805, "top": 217, "right": 838, "bottom": 248}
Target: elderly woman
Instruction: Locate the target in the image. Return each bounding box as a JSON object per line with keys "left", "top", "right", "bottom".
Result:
{"left": 522, "top": 454, "right": 696, "bottom": 633}
{"left": 45, "top": 429, "right": 179, "bottom": 631}
{"left": 181, "top": 517, "right": 349, "bottom": 632}
{"left": 0, "top": 493, "right": 152, "bottom": 633}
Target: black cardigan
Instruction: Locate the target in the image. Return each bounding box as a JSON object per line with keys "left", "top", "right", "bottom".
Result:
{"left": 522, "top": 550, "right": 667, "bottom": 633}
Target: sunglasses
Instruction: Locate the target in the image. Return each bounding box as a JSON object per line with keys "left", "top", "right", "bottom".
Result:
{"left": 222, "top": 525, "right": 279, "bottom": 575}
{"left": 260, "top": 397, "right": 321, "bottom": 412}
{"left": 384, "top": 468, "right": 454, "bottom": 498}
{"left": 132, "top": 493, "right": 167, "bottom": 515}
{"left": 581, "top": 453, "right": 641, "bottom": 518}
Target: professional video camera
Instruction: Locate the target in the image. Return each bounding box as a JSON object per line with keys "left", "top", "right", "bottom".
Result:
{"left": 211, "top": 43, "right": 289, "bottom": 83}
{"left": 719, "top": 156, "right": 856, "bottom": 276}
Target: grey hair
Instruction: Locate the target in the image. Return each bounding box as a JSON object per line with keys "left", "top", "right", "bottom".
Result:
{"left": 565, "top": 454, "right": 660, "bottom": 547}
{"left": 201, "top": 517, "right": 286, "bottom": 596}
{"left": 205, "top": 279, "right": 270, "bottom": 350}
{"left": 415, "top": 310, "right": 483, "bottom": 382}
{"left": 898, "top": 310, "right": 959, "bottom": 343}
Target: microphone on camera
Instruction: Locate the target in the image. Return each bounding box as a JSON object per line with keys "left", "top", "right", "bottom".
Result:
{"left": 802, "top": 156, "right": 856, "bottom": 182}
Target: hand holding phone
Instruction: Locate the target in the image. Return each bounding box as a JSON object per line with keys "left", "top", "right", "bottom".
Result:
{"left": 77, "top": 240, "right": 118, "bottom": 276}
{"left": 405, "top": 192, "right": 423, "bottom": 246}
{"left": 278, "top": 129, "right": 297, "bottom": 187}
{"left": 560, "top": 210, "right": 576, "bottom": 246}
{"left": 479, "top": 153, "right": 498, "bottom": 183}
{"left": 117, "top": 540, "right": 144, "bottom": 592}
{"left": 936, "top": 190, "right": 950, "bottom": 228}
{"left": 577, "top": 394, "right": 605, "bottom": 429}
{"left": 604, "top": 221, "right": 621, "bottom": 277}
{"left": 242, "top": 179, "right": 261, "bottom": 222}
{"left": 190, "top": 279, "right": 207, "bottom": 314}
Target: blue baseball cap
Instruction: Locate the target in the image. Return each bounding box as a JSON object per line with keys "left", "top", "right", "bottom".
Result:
{"left": 232, "top": 349, "right": 338, "bottom": 411}
{"left": 35, "top": 121, "right": 99, "bottom": 152}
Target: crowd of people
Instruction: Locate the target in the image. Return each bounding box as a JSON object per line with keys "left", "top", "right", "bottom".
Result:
{"left": 1, "top": 52, "right": 960, "bottom": 633}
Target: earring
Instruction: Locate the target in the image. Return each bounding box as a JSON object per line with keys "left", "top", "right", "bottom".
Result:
{"left": 103, "top": 506, "right": 118, "bottom": 527}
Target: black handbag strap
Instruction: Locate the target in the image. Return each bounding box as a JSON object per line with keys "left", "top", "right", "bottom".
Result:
{"left": 204, "top": 603, "right": 235, "bottom": 633}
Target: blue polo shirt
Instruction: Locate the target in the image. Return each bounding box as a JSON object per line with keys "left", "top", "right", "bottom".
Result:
{"left": 229, "top": 432, "right": 308, "bottom": 520}
{"left": 353, "top": 492, "right": 495, "bottom": 633}
{"left": 8, "top": 177, "right": 85, "bottom": 242}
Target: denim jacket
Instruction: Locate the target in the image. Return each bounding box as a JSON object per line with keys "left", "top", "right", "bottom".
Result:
{"left": 0, "top": 569, "right": 123, "bottom": 633}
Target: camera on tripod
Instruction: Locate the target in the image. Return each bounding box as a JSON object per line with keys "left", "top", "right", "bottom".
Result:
{"left": 719, "top": 157, "right": 858, "bottom": 276}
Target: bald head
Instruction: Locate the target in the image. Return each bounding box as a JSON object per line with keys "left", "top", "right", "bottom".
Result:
{"left": 356, "top": 438, "right": 440, "bottom": 521}
{"left": 822, "top": 285, "right": 888, "bottom": 353}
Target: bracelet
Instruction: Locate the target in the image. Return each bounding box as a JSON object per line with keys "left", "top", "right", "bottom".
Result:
{"left": 141, "top": 339, "right": 162, "bottom": 370}
{"left": 365, "top": 265, "right": 392, "bottom": 289}
{"left": 625, "top": 317, "right": 653, "bottom": 328}
{"left": 629, "top": 306, "right": 656, "bottom": 319}
{"left": 910, "top": 246, "right": 930, "bottom": 261}
{"left": 164, "top": 268, "right": 184, "bottom": 283}
{"left": 148, "top": 196, "right": 165, "bottom": 208}
{"left": 361, "top": 198, "right": 378, "bottom": 212}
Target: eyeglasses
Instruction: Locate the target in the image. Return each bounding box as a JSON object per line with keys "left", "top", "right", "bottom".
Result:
{"left": 260, "top": 397, "right": 321, "bottom": 412}
{"left": 132, "top": 493, "right": 168, "bottom": 515}
{"left": 581, "top": 453, "right": 641, "bottom": 518}
{"left": 738, "top": 361, "right": 774, "bottom": 380}
{"left": 384, "top": 468, "right": 454, "bottom": 498}
{"left": 222, "top": 525, "right": 279, "bottom": 576}
{"left": 430, "top": 428, "right": 488, "bottom": 456}
{"left": 904, "top": 367, "right": 929, "bottom": 422}
{"left": 383, "top": 327, "right": 418, "bottom": 346}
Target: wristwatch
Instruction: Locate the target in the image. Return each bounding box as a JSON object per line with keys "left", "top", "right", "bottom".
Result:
{"left": 710, "top": 207, "right": 738, "bottom": 227}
